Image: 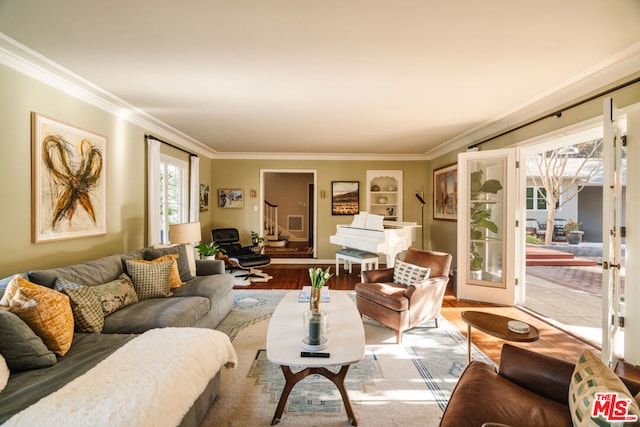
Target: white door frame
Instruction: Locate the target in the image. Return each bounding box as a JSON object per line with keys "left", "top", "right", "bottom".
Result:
{"left": 260, "top": 169, "right": 318, "bottom": 261}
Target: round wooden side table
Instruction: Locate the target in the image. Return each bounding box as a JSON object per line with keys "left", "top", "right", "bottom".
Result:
{"left": 461, "top": 311, "right": 540, "bottom": 363}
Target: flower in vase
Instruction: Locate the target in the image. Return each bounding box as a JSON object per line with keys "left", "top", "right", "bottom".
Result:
{"left": 309, "top": 267, "right": 333, "bottom": 288}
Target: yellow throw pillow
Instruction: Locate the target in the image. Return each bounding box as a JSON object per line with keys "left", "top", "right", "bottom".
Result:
{"left": 129, "top": 254, "right": 184, "bottom": 288}
{"left": 4, "top": 276, "right": 74, "bottom": 356}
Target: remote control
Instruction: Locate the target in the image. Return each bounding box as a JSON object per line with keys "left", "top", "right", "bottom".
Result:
{"left": 300, "top": 351, "right": 330, "bottom": 358}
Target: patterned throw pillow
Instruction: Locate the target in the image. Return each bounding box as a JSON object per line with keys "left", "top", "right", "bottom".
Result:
{"left": 0, "top": 309, "right": 57, "bottom": 371}
{"left": 2, "top": 276, "right": 74, "bottom": 356}
{"left": 569, "top": 349, "right": 640, "bottom": 426}
{"left": 56, "top": 275, "right": 138, "bottom": 316}
{"left": 393, "top": 260, "right": 431, "bottom": 286}
{"left": 61, "top": 287, "right": 104, "bottom": 333}
{"left": 125, "top": 259, "right": 173, "bottom": 300}
{"left": 128, "top": 255, "right": 184, "bottom": 288}
{"left": 91, "top": 274, "right": 139, "bottom": 315}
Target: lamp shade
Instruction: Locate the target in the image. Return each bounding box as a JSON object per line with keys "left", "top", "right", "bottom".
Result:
{"left": 169, "top": 222, "right": 201, "bottom": 244}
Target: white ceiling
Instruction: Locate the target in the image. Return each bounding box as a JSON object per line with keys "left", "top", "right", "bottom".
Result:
{"left": 1, "top": 0, "right": 639, "bottom": 158}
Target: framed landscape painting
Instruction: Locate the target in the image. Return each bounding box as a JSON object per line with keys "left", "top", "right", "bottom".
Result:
{"left": 331, "top": 181, "right": 359, "bottom": 215}
{"left": 433, "top": 163, "right": 457, "bottom": 221}
{"left": 32, "top": 113, "right": 107, "bottom": 242}
{"left": 219, "top": 188, "right": 243, "bottom": 208}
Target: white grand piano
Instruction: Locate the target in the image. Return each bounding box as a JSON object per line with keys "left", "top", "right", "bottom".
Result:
{"left": 329, "top": 212, "right": 419, "bottom": 267}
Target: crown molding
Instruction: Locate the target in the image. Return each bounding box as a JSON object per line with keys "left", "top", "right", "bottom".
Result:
{"left": 0, "top": 33, "right": 217, "bottom": 158}
{"left": 0, "top": 32, "right": 429, "bottom": 161}
{"left": 3, "top": 31, "right": 638, "bottom": 162}
{"left": 210, "top": 151, "right": 428, "bottom": 161}
{"left": 425, "top": 41, "right": 640, "bottom": 160}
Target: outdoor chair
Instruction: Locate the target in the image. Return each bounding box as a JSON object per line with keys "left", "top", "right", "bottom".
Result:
{"left": 355, "top": 247, "right": 452, "bottom": 343}
{"left": 526, "top": 218, "right": 546, "bottom": 240}
{"left": 552, "top": 218, "right": 569, "bottom": 241}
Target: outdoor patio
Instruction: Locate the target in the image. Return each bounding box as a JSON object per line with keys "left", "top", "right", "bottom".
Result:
{"left": 523, "top": 242, "right": 623, "bottom": 348}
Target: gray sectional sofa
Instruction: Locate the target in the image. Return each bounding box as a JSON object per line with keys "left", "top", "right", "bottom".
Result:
{"left": 0, "top": 244, "right": 236, "bottom": 426}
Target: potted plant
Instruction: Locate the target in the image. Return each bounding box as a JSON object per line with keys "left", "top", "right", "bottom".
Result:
{"left": 469, "top": 170, "right": 503, "bottom": 280}
{"left": 250, "top": 231, "right": 264, "bottom": 247}
{"left": 195, "top": 242, "right": 225, "bottom": 260}
{"left": 564, "top": 220, "right": 583, "bottom": 245}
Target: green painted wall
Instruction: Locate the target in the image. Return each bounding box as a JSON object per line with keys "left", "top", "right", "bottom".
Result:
{"left": 208, "top": 159, "right": 428, "bottom": 259}
{"left": 0, "top": 64, "right": 211, "bottom": 277}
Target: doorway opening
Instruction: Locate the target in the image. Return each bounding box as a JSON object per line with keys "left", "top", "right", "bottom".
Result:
{"left": 519, "top": 121, "right": 626, "bottom": 350}
{"left": 260, "top": 169, "right": 316, "bottom": 260}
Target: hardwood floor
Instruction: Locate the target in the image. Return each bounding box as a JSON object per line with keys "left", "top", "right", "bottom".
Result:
{"left": 245, "top": 263, "right": 640, "bottom": 379}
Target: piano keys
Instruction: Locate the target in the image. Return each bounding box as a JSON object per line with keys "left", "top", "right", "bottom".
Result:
{"left": 329, "top": 212, "right": 418, "bottom": 267}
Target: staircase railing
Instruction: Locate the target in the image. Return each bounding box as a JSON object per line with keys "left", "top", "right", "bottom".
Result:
{"left": 264, "top": 201, "right": 279, "bottom": 240}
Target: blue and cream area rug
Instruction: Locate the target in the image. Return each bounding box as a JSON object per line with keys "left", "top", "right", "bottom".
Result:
{"left": 203, "top": 290, "right": 494, "bottom": 426}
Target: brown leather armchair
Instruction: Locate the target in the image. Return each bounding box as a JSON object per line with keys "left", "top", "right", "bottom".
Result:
{"left": 355, "top": 247, "right": 452, "bottom": 343}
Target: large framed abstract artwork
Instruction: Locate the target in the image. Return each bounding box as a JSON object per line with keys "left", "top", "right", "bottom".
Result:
{"left": 433, "top": 163, "right": 457, "bottom": 221}
{"left": 31, "top": 113, "right": 107, "bottom": 242}
{"left": 331, "top": 181, "right": 359, "bottom": 215}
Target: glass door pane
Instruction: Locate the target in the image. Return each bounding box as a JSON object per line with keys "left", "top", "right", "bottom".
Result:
{"left": 457, "top": 148, "right": 516, "bottom": 306}
{"left": 468, "top": 158, "right": 506, "bottom": 287}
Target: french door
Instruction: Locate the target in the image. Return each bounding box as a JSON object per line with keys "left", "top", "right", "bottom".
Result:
{"left": 602, "top": 98, "right": 625, "bottom": 367}
{"left": 457, "top": 148, "right": 518, "bottom": 305}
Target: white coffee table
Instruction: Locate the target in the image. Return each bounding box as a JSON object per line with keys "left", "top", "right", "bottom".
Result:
{"left": 266, "top": 290, "right": 365, "bottom": 426}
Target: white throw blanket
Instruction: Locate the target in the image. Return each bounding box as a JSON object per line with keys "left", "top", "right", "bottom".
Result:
{"left": 5, "top": 328, "right": 237, "bottom": 427}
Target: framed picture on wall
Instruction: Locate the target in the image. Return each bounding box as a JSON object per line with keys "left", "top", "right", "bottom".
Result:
{"left": 31, "top": 112, "right": 108, "bottom": 242}
{"left": 199, "top": 184, "right": 210, "bottom": 212}
{"left": 433, "top": 163, "right": 457, "bottom": 221}
{"left": 219, "top": 188, "right": 243, "bottom": 208}
{"left": 331, "top": 181, "right": 359, "bottom": 215}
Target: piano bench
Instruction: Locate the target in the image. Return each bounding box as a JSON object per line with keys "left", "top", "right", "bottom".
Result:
{"left": 335, "top": 249, "right": 379, "bottom": 276}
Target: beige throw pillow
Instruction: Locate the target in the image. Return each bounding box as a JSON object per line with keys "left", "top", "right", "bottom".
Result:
{"left": 128, "top": 255, "right": 184, "bottom": 288}
{"left": 125, "top": 259, "right": 173, "bottom": 300}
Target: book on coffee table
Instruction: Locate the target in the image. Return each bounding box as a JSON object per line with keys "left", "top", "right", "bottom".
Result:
{"left": 298, "top": 286, "right": 330, "bottom": 303}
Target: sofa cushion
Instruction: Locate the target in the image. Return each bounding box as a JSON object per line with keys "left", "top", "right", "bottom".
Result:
{"left": 392, "top": 260, "right": 430, "bottom": 286}
{"left": 144, "top": 245, "right": 194, "bottom": 282}
{"left": 129, "top": 255, "right": 184, "bottom": 288}
{"left": 124, "top": 260, "right": 173, "bottom": 300}
{"left": 2, "top": 277, "right": 74, "bottom": 356}
{"left": 569, "top": 349, "right": 640, "bottom": 426}
{"left": 28, "top": 254, "right": 125, "bottom": 289}
{"left": 0, "top": 309, "right": 57, "bottom": 371}
{"left": 60, "top": 287, "right": 104, "bottom": 333}
{"left": 440, "top": 360, "right": 572, "bottom": 427}
{"left": 170, "top": 274, "right": 235, "bottom": 303}
{"left": 101, "top": 297, "right": 210, "bottom": 334}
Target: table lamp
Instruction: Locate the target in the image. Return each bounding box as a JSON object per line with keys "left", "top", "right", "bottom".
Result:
{"left": 169, "top": 222, "right": 201, "bottom": 245}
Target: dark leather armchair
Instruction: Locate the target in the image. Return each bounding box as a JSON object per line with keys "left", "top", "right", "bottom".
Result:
{"left": 211, "top": 228, "right": 271, "bottom": 271}
{"left": 355, "top": 247, "right": 452, "bottom": 343}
